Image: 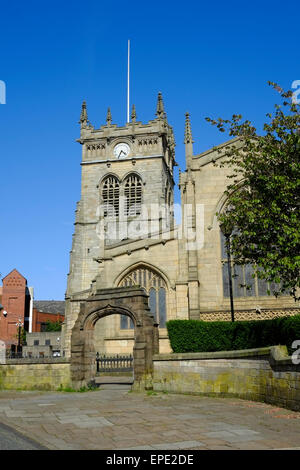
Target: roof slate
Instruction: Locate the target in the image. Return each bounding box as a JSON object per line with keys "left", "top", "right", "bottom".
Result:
{"left": 33, "top": 300, "right": 65, "bottom": 315}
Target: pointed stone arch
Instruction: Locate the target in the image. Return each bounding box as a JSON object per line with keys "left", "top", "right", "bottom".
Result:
{"left": 70, "top": 287, "right": 159, "bottom": 390}
{"left": 115, "top": 263, "right": 169, "bottom": 329}
{"left": 121, "top": 170, "right": 145, "bottom": 185}
{"left": 98, "top": 172, "right": 120, "bottom": 186}
{"left": 210, "top": 178, "right": 247, "bottom": 229}
{"left": 114, "top": 261, "right": 170, "bottom": 289}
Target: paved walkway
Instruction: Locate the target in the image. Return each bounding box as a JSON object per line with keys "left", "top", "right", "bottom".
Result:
{"left": 0, "top": 387, "right": 300, "bottom": 450}
{"left": 0, "top": 421, "right": 47, "bottom": 450}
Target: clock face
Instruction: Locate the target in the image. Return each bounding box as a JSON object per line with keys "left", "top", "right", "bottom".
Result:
{"left": 113, "top": 143, "right": 130, "bottom": 159}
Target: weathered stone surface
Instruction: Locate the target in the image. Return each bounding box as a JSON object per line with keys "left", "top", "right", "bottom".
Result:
{"left": 63, "top": 103, "right": 300, "bottom": 362}
{"left": 70, "top": 287, "right": 158, "bottom": 390}
{"left": 0, "top": 359, "right": 71, "bottom": 391}
{"left": 153, "top": 346, "right": 300, "bottom": 411}
{"left": 0, "top": 388, "right": 300, "bottom": 450}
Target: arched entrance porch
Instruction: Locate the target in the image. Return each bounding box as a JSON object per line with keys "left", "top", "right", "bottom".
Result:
{"left": 70, "top": 287, "right": 159, "bottom": 390}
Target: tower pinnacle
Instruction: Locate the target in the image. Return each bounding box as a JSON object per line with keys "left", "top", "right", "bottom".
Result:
{"left": 106, "top": 107, "right": 112, "bottom": 126}
{"left": 156, "top": 92, "right": 165, "bottom": 118}
{"left": 184, "top": 112, "right": 193, "bottom": 145}
{"left": 131, "top": 104, "right": 137, "bottom": 122}
{"left": 184, "top": 112, "right": 194, "bottom": 168}
{"left": 79, "top": 100, "right": 88, "bottom": 127}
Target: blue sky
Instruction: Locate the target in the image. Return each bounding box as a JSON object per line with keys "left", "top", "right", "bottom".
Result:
{"left": 0, "top": 0, "right": 299, "bottom": 300}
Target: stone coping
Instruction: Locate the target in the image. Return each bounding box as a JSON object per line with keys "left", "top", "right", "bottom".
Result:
{"left": 2, "top": 358, "right": 70, "bottom": 365}
{"left": 104, "top": 334, "right": 169, "bottom": 341}
{"left": 153, "top": 345, "right": 294, "bottom": 364}
{"left": 199, "top": 307, "right": 300, "bottom": 314}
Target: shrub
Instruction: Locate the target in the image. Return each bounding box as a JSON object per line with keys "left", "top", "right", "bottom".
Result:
{"left": 280, "top": 316, "right": 300, "bottom": 354}
{"left": 166, "top": 315, "right": 300, "bottom": 354}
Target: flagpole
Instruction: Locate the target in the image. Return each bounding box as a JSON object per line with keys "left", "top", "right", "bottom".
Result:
{"left": 127, "top": 39, "right": 130, "bottom": 123}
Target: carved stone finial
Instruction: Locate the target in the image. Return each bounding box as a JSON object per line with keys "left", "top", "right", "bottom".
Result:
{"left": 156, "top": 92, "right": 165, "bottom": 118}
{"left": 79, "top": 100, "right": 88, "bottom": 127}
{"left": 184, "top": 112, "right": 194, "bottom": 144}
{"left": 106, "top": 107, "right": 112, "bottom": 125}
{"left": 168, "top": 127, "right": 176, "bottom": 152}
{"left": 131, "top": 104, "right": 137, "bottom": 122}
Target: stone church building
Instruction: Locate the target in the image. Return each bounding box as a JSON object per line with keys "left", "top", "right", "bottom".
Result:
{"left": 62, "top": 93, "right": 298, "bottom": 357}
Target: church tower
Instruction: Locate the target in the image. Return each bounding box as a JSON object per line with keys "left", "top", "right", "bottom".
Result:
{"left": 62, "top": 90, "right": 300, "bottom": 372}
{"left": 64, "top": 94, "right": 177, "bottom": 352}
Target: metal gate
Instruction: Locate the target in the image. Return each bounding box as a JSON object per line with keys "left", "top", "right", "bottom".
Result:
{"left": 96, "top": 353, "right": 133, "bottom": 373}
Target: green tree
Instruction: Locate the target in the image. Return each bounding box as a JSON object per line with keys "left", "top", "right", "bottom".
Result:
{"left": 206, "top": 82, "right": 300, "bottom": 300}
{"left": 45, "top": 320, "right": 62, "bottom": 332}
{"left": 16, "top": 327, "right": 26, "bottom": 346}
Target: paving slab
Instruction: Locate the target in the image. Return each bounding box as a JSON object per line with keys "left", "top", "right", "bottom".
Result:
{"left": 0, "top": 389, "right": 300, "bottom": 450}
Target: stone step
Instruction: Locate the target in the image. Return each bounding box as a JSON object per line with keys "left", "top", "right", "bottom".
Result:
{"left": 95, "top": 375, "right": 134, "bottom": 385}
{"left": 97, "top": 383, "right": 132, "bottom": 390}
{"left": 93, "top": 375, "right": 134, "bottom": 390}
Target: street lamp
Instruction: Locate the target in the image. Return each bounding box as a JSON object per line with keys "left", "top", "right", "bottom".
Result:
{"left": 220, "top": 223, "right": 235, "bottom": 322}
{"left": 16, "top": 318, "right": 24, "bottom": 357}
{"left": 0, "top": 304, "right": 6, "bottom": 316}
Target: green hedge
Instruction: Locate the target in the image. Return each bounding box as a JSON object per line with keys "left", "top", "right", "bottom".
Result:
{"left": 166, "top": 315, "right": 300, "bottom": 354}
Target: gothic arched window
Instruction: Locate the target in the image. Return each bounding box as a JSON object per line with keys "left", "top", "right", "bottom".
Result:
{"left": 102, "top": 176, "right": 120, "bottom": 217}
{"left": 119, "top": 266, "right": 167, "bottom": 329}
{"left": 220, "top": 229, "right": 288, "bottom": 298}
{"left": 167, "top": 188, "right": 172, "bottom": 222}
{"left": 124, "top": 174, "right": 142, "bottom": 217}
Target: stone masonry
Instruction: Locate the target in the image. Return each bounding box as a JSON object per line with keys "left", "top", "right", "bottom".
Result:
{"left": 63, "top": 95, "right": 299, "bottom": 362}
{"left": 70, "top": 287, "right": 159, "bottom": 390}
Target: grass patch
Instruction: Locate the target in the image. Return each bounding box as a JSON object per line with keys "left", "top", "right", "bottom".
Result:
{"left": 57, "top": 383, "right": 98, "bottom": 393}
{"left": 146, "top": 390, "right": 158, "bottom": 396}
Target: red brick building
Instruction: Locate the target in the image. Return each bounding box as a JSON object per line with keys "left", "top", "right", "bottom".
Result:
{"left": 0, "top": 269, "right": 65, "bottom": 346}
{"left": 32, "top": 301, "right": 65, "bottom": 332}
{"left": 0, "top": 269, "right": 31, "bottom": 347}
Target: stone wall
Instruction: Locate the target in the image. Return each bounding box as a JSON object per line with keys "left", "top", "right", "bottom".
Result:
{"left": 153, "top": 346, "right": 300, "bottom": 411}
{"left": 0, "top": 358, "right": 71, "bottom": 391}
